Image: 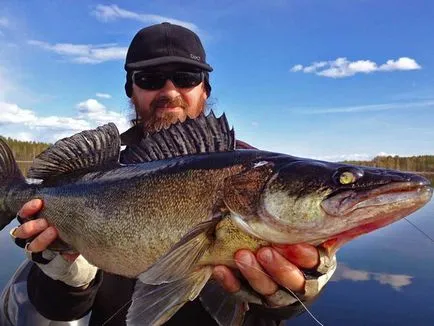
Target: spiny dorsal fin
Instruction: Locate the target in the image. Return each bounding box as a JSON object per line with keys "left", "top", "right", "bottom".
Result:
{"left": 27, "top": 123, "right": 121, "bottom": 182}
{"left": 121, "top": 111, "right": 235, "bottom": 164}
{"left": 0, "top": 138, "right": 25, "bottom": 183}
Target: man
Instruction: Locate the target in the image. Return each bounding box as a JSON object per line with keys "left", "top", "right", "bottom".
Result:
{"left": 7, "top": 22, "right": 336, "bottom": 325}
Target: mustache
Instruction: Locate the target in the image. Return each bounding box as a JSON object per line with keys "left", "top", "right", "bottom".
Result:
{"left": 150, "top": 96, "right": 188, "bottom": 111}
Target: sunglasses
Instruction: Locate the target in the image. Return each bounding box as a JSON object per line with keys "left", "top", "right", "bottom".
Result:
{"left": 132, "top": 71, "right": 204, "bottom": 90}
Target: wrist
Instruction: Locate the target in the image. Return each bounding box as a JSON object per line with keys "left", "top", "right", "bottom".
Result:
{"left": 36, "top": 253, "right": 98, "bottom": 288}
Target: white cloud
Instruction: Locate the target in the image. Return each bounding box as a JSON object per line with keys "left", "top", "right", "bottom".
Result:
{"left": 77, "top": 98, "right": 130, "bottom": 132}
{"left": 378, "top": 57, "right": 421, "bottom": 71}
{"left": 290, "top": 64, "right": 303, "bottom": 72}
{"left": 0, "top": 101, "right": 90, "bottom": 135}
{"left": 347, "top": 59, "right": 377, "bottom": 73}
{"left": 0, "top": 102, "right": 36, "bottom": 124}
{"left": 339, "top": 267, "right": 370, "bottom": 281}
{"left": 291, "top": 57, "right": 421, "bottom": 78}
{"left": 291, "top": 99, "right": 434, "bottom": 114}
{"left": 373, "top": 274, "right": 413, "bottom": 291}
{"left": 0, "top": 64, "right": 128, "bottom": 142}
{"left": 332, "top": 263, "right": 413, "bottom": 291}
{"left": 313, "top": 153, "right": 372, "bottom": 162}
{"left": 0, "top": 99, "right": 130, "bottom": 143}
{"left": 96, "top": 93, "right": 112, "bottom": 99}
{"left": 303, "top": 61, "right": 327, "bottom": 73}
{"left": 376, "top": 151, "right": 397, "bottom": 157}
{"left": 0, "top": 17, "right": 9, "bottom": 28}
{"left": 77, "top": 98, "right": 106, "bottom": 114}
{"left": 28, "top": 40, "right": 127, "bottom": 64}
{"left": 92, "top": 4, "right": 198, "bottom": 32}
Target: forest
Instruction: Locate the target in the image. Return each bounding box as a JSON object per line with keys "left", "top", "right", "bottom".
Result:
{"left": 343, "top": 155, "right": 434, "bottom": 172}
{"left": 1, "top": 137, "right": 50, "bottom": 161}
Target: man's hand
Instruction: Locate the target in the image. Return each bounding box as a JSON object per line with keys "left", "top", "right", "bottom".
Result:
{"left": 12, "top": 199, "right": 79, "bottom": 262}
{"left": 11, "top": 199, "right": 97, "bottom": 288}
{"left": 212, "top": 244, "right": 320, "bottom": 304}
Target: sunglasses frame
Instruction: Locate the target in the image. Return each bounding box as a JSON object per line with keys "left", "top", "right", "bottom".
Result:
{"left": 132, "top": 70, "right": 204, "bottom": 90}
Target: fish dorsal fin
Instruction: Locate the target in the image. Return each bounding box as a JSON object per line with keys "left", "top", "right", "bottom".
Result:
{"left": 0, "top": 138, "right": 25, "bottom": 183}
{"left": 121, "top": 111, "right": 235, "bottom": 164}
{"left": 27, "top": 123, "right": 121, "bottom": 182}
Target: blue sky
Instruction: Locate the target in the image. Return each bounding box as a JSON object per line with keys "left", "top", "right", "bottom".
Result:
{"left": 0, "top": 0, "right": 432, "bottom": 161}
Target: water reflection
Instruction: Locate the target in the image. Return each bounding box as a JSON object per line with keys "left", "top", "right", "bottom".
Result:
{"left": 331, "top": 263, "right": 413, "bottom": 291}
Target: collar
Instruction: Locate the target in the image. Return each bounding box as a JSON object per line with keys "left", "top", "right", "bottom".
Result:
{"left": 120, "top": 124, "right": 144, "bottom": 146}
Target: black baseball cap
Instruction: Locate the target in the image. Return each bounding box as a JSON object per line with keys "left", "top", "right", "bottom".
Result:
{"left": 124, "top": 22, "right": 213, "bottom": 97}
{"left": 124, "top": 22, "right": 213, "bottom": 72}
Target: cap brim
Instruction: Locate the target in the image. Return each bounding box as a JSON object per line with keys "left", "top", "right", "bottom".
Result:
{"left": 125, "top": 56, "right": 213, "bottom": 72}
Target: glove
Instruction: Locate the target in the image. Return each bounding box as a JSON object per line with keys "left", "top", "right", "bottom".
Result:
{"left": 10, "top": 224, "right": 98, "bottom": 288}
{"left": 33, "top": 251, "right": 98, "bottom": 288}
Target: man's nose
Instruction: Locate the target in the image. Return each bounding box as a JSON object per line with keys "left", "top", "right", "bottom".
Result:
{"left": 159, "top": 79, "right": 179, "bottom": 94}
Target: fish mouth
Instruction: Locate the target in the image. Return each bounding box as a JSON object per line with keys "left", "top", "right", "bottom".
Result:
{"left": 319, "top": 181, "right": 433, "bottom": 255}
{"left": 321, "top": 181, "right": 432, "bottom": 216}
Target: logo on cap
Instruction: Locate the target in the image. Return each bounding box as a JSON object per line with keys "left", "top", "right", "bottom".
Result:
{"left": 190, "top": 54, "right": 201, "bottom": 61}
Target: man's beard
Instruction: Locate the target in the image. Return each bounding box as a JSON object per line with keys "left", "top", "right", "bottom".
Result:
{"left": 131, "top": 95, "right": 207, "bottom": 133}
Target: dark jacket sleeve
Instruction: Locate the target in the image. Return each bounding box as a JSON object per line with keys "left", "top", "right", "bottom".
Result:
{"left": 27, "top": 263, "right": 103, "bottom": 321}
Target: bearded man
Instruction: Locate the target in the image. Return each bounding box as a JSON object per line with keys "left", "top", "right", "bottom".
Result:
{"left": 7, "top": 23, "right": 336, "bottom": 325}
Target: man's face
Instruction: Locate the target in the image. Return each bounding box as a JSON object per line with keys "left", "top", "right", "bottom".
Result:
{"left": 131, "top": 64, "right": 208, "bottom": 133}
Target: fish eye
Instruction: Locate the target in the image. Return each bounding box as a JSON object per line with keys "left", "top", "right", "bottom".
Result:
{"left": 339, "top": 171, "right": 357, "bottom": 185}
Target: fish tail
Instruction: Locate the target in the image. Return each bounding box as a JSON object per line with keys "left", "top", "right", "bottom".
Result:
{"left": 0, "top": 138, "right": 27, "bottom": 231}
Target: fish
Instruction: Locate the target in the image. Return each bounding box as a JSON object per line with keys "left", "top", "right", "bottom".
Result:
{"left": 0, "top": 112, "right": 432, "bottom": 326}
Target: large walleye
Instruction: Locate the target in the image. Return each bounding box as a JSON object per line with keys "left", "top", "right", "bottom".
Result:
{"left": 0, "top": 112, "right": 432, "bottom": 325}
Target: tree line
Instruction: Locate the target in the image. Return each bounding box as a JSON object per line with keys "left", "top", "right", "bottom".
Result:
{"left": 0, "top": 137, "right": 50, "bottom": 161}
{"left": 343, "top": 155, "right": 434, "bottom": 172}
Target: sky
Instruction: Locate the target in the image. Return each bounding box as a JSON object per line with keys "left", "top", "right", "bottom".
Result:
{"left": 0, "top": 0, "right": 433, "bottom": 161}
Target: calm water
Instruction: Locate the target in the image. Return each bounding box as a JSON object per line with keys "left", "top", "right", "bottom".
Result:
{"left": 0, "top": 173, "right": 433, "bottom": 325}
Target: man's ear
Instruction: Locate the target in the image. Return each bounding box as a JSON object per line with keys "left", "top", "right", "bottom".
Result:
{"left": 202, "top": 84, "right": 208, "bottom": 101}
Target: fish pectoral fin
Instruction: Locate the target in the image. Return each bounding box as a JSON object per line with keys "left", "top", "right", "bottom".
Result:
{"left": 139, "top": 218, "right": 219, "bottom": 285}
{"left": 127, "top": 267, "right": 213, "bottom": 326}
{"left": 199, "top": 280, "right": 251, "bottom": 326}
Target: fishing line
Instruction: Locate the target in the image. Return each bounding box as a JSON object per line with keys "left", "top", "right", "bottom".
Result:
{"left": 102, "top": 300, "right": 134, "bottom": 326}
{"left": 404, "top": 217, "right": 434, "bottom": 244}
{"left": 280, "top": 287, "right": 324, "bottom": 326}
{"left": 222, "top": 258, "right": 325, "bottom": 326}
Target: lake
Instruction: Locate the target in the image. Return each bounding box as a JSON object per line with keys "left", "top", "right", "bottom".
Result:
{"left": 0, "top": 175, "right": 433, "bottom": 325}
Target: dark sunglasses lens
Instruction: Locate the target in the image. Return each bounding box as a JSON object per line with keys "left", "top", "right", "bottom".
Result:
{"left": 133, "top": 72, "right": 166, "bottom": 90}
{"left": 172, "top": 72, "right": 203, "bottom": 88}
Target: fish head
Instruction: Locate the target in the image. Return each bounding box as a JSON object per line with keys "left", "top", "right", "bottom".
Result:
{"left": 225, "top": 156, "right": 433, "bottom": 253}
